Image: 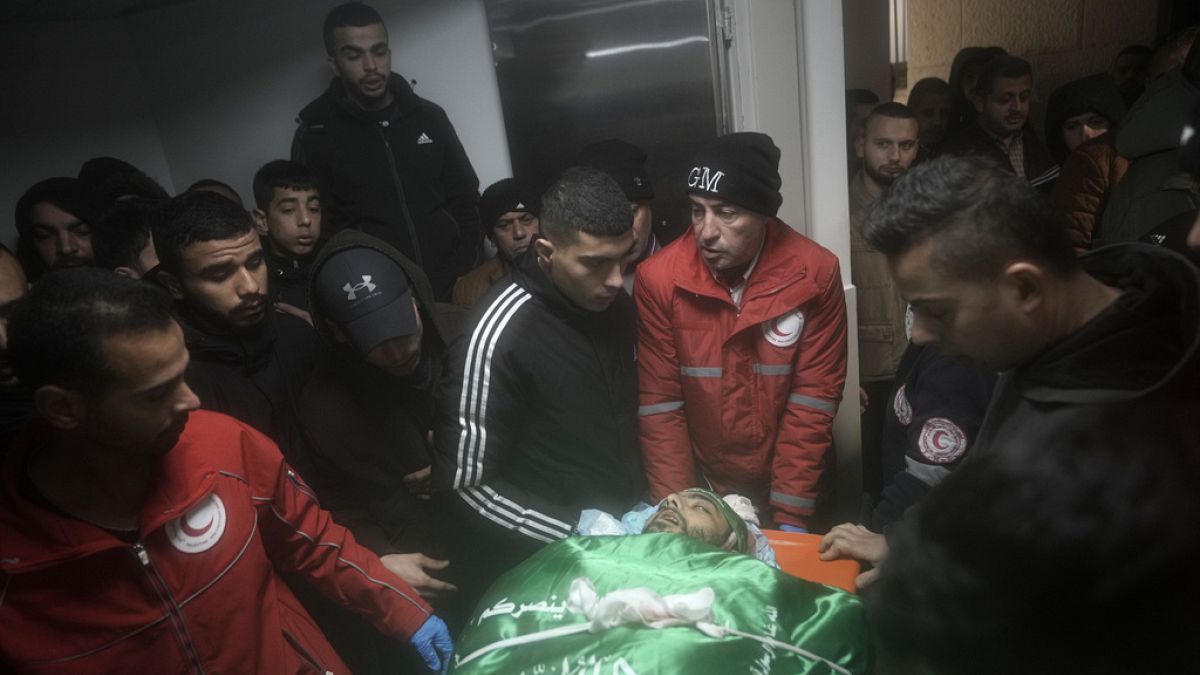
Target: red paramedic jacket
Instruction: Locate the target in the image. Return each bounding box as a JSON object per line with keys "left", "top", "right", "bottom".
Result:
{"left": 0, "top": 410, "right": 433, "bottom": 674}
{"left": 635, "top": 219, "right": 848, "bottom": 528}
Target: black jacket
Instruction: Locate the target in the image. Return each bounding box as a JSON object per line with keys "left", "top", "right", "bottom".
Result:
{"left": 299, "top": 230, "right": 449, "bottom": 555}
{"left": 871, "top": 343, "right": 996, "bottom": 531}
{"left": 941, "top": 120, "right": 1057, "bottom": 190}
{"left": 293, "top": 74, "right": 481, "bottom": 300}
{"left": 180, "top": 307, "right": 322, "bottom": 479}
{"left": 264, "top": 239, "right": 314, "bottom": 311}
{"left": 1099, "top": 68, "right": 1200, "bottom": 245}
{"left": 972, "top": 244, "right": 1200, "bottom": 463}
{"left": 432, "top": 250, "right": 644, "bottom": 545}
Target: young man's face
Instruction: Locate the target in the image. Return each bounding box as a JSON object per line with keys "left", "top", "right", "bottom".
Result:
{"left": 328, "top": 22, "right": 392, "bottom": 107}
{"left": 889, "top": 237, "right": 1040, "bottom": 371}
{"left": 536, "top": 229, "right": 635, "bottom": 312}
{"left": 1112, "top": 52, "right": 1150, "bottom": 96}
{"left": 857, "top": 115, "right": 920, "bottom": 187}
{"left": 643, "top": 491, "right": 732, "bottom": 549}
{"left": 492, "top": 211, "right": 539, "bottom": 261}
{"left": 910, "top": 91, "right": 952, "bottom": 147}
{"left": 689, "top": 195, "right": 768, "bottom": 275}
{"left": 254, "top": 187, "right": 322, "bottom": 259}
{"left": 163, "top": 229, "right": 269, "bottom": 332}
{"left": 1061, "top": 112, "right": 1111, "bottom": 153}
{"left": 975, "top": 75, "right": 1033, "bottom": 137}
{"left": 362, "top": 299, "right": 424, "bottom": 377}
{"left": 27, "top": 202, "right": 94, "bottom": 271}
{"left": 80, "top": 324, "right": 200, "bottom": 457}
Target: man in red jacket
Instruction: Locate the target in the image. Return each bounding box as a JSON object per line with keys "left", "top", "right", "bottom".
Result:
{"left": 0, "top": 268, "right": 452, "bottom": 673}
{"left": 635, "top": 132, "right": 848, "bottom": 532}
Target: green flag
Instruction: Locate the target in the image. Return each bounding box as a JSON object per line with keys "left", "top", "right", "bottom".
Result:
{"left": 451, "top": 533, "right": 872, "bottom": 674}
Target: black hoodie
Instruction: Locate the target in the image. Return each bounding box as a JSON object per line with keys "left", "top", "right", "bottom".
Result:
{"left": 972, "top": 243, "right": 1200, "bottom": 462}
{"left": 180, "top": 304, "right": 322, "bottom": 480}
{"left": 299, "top": 230, "right": 450, "bottom": 555}
{"left": 293, "top": 73, "right": 481, "bottom": 300}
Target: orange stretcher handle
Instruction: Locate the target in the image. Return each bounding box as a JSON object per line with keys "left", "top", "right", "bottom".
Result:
{"left": 762, "top": 530, "right": 861, "bottom": 593}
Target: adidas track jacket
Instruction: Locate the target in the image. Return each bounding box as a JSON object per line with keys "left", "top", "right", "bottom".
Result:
{"left": 433, "top": 252, "right": 644, "bottom": 545}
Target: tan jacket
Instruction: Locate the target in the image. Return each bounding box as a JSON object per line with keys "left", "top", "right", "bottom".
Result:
{"left": 849, "top": 171, "right": 908, "bottom": 382}
{"left": 1050, "top": 132, "right": 1129, "bottom": 253}
{"left": 450, "top": 256, "right": 508, "bottom": 309}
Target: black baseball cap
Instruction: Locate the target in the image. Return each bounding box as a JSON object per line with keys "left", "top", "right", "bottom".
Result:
{"left": 313, "top": 247, "right": 418, "bottom": 354}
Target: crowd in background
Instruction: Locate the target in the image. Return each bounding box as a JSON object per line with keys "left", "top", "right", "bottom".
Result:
{"left": 1, "top": 3, "right": 1199, "bottom": 674}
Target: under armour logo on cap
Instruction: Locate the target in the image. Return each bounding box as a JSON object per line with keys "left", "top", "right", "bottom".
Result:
{"left": 343, "top": 275, "right": 376, "bottom": 300}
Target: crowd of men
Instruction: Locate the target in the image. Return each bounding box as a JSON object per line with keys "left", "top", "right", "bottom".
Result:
{"left": 1, "top": 2, "right": 1198, "bottom": 673}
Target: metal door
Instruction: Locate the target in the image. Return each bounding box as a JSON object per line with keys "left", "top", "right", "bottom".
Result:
{"left": 482, "top": 0, "right": 728, "bottom": 242}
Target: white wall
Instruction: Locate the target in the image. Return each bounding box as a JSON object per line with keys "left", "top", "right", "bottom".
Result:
{"left": 726, "top": 0, "right": 862, "bottom": 522}
{"left": 0, "top": 19, "right": 174, "bottom": 244}
{"left": 127, "top": 0, "right": 510, "bottom": 205}
{"left": 0, "top": 0, "right": 508, "bottom": 246}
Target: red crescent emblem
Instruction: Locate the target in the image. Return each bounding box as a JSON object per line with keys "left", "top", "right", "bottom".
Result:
{"left": 918, "top": 417, "right": 968, "bottom": 463}
{"left": 180, "top": 513, "right": 214, "bottom": 537}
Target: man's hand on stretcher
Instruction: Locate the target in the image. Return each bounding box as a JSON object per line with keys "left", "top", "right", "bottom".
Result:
{"left": 819, "top": 523, "right": 888, "bottom": 589}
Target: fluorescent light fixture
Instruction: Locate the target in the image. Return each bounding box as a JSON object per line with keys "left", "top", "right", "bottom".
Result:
{"left": 585, "top": 35, "right": 709, "bottom": 59}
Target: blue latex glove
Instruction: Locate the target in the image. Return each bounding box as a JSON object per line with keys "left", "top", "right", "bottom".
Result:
{"left": 411, "top": 615, "right": 453, "bottom": 673}
{"left": 778, "top": 524, "right": 808, "bottom": 534}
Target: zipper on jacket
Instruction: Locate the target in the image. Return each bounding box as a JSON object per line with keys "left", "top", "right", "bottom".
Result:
{"left": 282, "top": 628, "right": 334, "bottom": 675}
{"left": 377, "top": 126, "right": 425, "bottom": 268}
{"left": 131, "top": 543, "right": 207, "bottom": 675}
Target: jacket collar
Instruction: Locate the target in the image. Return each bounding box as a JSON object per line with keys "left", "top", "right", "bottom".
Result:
{"left": 511, "top": 242, "right": 627, "bottom": 324}
{"left": 671, "top": 219, "right": 818, "bottom": 321}
{"left": 0, "top": 416, "right": 220, "bottom": 573}
{"left": 301, "top": 72, "right": 420, "bottom": 126}
{"left": 177, "top": 304, "right": 278, "bottom": 371}
{"left": 1016, "top": 243, "right": 1200, "bottom": 403}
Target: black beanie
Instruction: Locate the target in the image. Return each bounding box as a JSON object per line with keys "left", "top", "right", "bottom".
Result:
{"left": 479, "top": 178, "right": 537, "bottom": 232}
{"left": 14, "top": 177, "right": 90, "bottom": 236}
{"left": 577, "top": 139, "right": 654, "bottom": 202}
{"left": 687, "top": 132, "right": 782, "bottom": 216}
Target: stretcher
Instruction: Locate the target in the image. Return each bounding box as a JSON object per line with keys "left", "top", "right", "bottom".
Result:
{"left": 761, "top": 530, "right": 861, "bottom": 593}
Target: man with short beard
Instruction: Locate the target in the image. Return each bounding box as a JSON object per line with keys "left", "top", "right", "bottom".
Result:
{"left": 849, "top": 103, "right": 921, "bottom": 497}
{"left": 637, "top": 133, "right": 848, "bottom": 533}
{"left": 293, "top": 1, "right": 481, "bottom": 299}
{"left": 942, "top": 56, "right": 1055, "bottom": 189}
{"left": 13, "top": 177, "right": 95, "bottom": 281}
{"left": 153, "top": 191, "right": 321, "bottom": 478}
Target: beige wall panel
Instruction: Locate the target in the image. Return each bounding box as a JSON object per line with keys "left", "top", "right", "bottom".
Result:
{"left": 961, "top": 0, "right": 1083, "bottom": 56}
{"left": 907, "top": 0, "right": 962, "bottom": 66}
{"left": 1082, "top": 0, "right": 1157, "bottom": 49}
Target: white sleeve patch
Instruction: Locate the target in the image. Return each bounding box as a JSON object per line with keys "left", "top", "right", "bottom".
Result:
{"left": 917, "top": 417, "right": 968, "bottom": 464}
{"left": 893, "top": 384, "right": 912, "bottom": 425}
